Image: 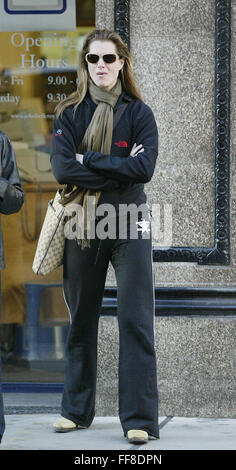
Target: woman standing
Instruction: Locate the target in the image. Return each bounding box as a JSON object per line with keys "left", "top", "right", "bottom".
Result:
{"left": 50, "top": 29, "right": 159, "bottom": 444}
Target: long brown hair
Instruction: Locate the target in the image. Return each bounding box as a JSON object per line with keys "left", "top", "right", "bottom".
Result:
{"left": 56, "top": 29, "right": 142, "bottom": 117}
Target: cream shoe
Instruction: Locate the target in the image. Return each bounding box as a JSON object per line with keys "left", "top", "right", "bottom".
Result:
{"left": 127, "top": 429, "right": 148, "bottom": 444}
{"left": 53, "top": 416, "right": 86, "bottom": 433}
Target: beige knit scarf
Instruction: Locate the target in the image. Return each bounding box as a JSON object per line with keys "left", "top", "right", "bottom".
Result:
{"left": 60, "top": 78, "right": 122, "bottom": 248}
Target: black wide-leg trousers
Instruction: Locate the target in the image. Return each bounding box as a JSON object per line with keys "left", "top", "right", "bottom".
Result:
{"left": 61, "top": 215, "right": 159, "bottom": 438}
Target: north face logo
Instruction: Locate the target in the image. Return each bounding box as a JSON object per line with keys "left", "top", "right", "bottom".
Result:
{"left": 115, "top": 141, "right": 128, "bottom": 147}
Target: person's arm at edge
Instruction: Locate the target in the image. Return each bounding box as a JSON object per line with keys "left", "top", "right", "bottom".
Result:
{"left": 0, "top": 134, "right": 24, "bottom": 215}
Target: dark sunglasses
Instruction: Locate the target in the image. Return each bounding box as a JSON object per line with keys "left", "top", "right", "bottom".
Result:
{"left": 85, "top": 53, "right": 120, "bottom": 64}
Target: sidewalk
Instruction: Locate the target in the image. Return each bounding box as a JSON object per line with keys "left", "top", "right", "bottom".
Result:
{"left": 1, "top": 414, "right": 235, "bottom": 451}
{"left": 1, "top": 393, "right": 236, "bottom": 450}
{"left": 1, "top": 414, "right": 236, "bottom": 450}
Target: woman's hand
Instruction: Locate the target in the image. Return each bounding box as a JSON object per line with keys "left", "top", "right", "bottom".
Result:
{"left": 76, "top": 153, "right": 84, "bottom": 164}
{"left": 130, "top": 143, "right": 144, "bottom": 157}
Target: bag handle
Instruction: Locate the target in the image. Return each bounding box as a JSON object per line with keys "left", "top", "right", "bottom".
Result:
{"left": 113, "top": 103, "right": 128, "bottom": 130}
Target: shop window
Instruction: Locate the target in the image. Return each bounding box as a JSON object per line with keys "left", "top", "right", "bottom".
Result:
{"left": 0, "top": 0, "right": 95, "bottom": 383}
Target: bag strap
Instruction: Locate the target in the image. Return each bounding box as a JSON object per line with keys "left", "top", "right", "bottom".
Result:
{"left": 113, "top": 103, "right": 128, "bottom": 130}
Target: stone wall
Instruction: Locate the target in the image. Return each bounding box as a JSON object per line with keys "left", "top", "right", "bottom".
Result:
{"left": 96, "top": 316, "right": 236, "bottom": 418}
{"left": 95, "top": 0, "right": 236, "bottom": 418}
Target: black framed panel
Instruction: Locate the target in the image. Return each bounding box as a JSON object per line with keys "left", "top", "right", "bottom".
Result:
{"left": 114, "top": 0, "right": 231, "bottom": 265}
{"left": 101, "top": 286, "right": 236, "bottom": 316}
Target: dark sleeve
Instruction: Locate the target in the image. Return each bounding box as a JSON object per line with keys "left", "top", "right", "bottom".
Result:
{"left": 83, "top": 104, "right": 158, "bottom": 184}
{"left": 50, "top": 108, "right": 120, "bottom": 191}
{"left": 0, "top": 135, "right": 24, "bottom": 215}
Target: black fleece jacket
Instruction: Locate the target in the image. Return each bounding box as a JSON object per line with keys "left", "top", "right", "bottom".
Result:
{"left": 50, "top": 91, "right": 158, "bottom": 208}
